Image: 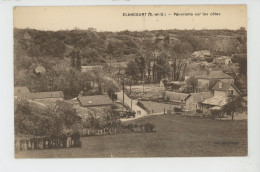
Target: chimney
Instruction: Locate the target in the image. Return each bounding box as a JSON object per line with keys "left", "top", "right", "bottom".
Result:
{"left": 219, "top": 81, "right": 222, "bottom": 88}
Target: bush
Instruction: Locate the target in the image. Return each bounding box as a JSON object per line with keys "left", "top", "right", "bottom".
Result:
{"left": 143, "top": 123, "right": 155, "bottom": 132}
{"left": 174, "top": 107, "right": 182, "bottom": 112}
{"left": 196, "top": 109, "right": 203, "bottom": 113}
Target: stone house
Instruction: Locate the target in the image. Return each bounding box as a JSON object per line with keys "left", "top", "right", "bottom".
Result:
{"left": 185, "top": 92, "right": 213, "bottom": 112}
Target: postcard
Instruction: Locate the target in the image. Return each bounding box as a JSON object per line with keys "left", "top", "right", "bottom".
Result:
{"left": 13, "top": 5, "right": 247, "bottom": 158}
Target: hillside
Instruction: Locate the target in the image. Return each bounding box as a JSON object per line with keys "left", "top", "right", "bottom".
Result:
{"left": 13, "top": 28, "right": 247, "bottom": 98}
{"left": 14, "top": 28, "right": 247, "bottom": 66}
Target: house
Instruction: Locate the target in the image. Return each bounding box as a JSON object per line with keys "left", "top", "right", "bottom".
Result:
{"left": 77, "top": 95, "right": 113, "bottom": 107}
{"left": 200, "top": 81, "right": 241, "bottom": 113}
{"left": 165, "top": 91, "right": 189, "bottom": 106}
{"left": 213, "top": 56, "right": 232, "bottom": 65}
{"left": 201, "top": 96, "right": 228, "bottom": 113}
{"left": 185, "top": 92, "right": 213, "bottom": 111}
{"left": 197, "top": 71, "right": 234, "bottom": 91}
{"left": 212, "top": 80, "right": 241, "bottom": 98}
{"left": 14, "top": 87, "right": 30, "bottom": 96}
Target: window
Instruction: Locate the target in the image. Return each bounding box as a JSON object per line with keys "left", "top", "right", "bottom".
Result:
{"left": 227, "top": 89, "right": 234, "bottom": 95}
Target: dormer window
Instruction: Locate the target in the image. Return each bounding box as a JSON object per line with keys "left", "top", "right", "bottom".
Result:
{"left": 219, "top": 81, "right": 222, "bottom": 88}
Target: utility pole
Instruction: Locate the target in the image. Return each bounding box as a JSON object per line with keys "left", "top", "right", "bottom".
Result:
{"left": 130, "top": 77, "right": 132, "bottom": 95}
{"left": 143, "top": 80, "right": 145, "bottom": 93}
{"left": 109, "top": 55, "right": 112, "bottom": 75}
{"left": 122, "top": 76, "right": 125, "bottom": 105}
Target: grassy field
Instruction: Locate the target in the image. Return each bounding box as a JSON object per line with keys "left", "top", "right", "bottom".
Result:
{"left": 16, "top": 114, "right": 247, "bottom": 158}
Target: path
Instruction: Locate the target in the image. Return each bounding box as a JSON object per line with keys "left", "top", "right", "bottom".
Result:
{"left": 116, "top": 91, "right": 147, "bottom": 121}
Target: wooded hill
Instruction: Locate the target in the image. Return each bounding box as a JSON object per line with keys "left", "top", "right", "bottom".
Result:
{"left": 14, "top": 28, "right": 247, "bottom": 68}
{"left": 14, "top": 28, "right": 247, "bottom": 98}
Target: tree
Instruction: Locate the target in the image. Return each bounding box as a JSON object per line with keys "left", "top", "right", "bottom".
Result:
{"left": 135, "top": 56, "right": 146, "bottom": 81}
{"left": 92, "top": 67, "right": 105, "bottom": 94}
{"left": 222, "top": 95, "right": 246, "bottom": 120}
{"left": 125, "top": 61, "right": 139, "bottom": 82}
{"left": 69, "top": 48, "right": 82, "bottom": 71}
{"left": 186, "top": 76, "right": 198, "bottom": 92}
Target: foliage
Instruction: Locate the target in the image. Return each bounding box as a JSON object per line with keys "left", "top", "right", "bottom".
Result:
{"left": 14, "top": 99, "right": 82, "bottom": 138}
{"left": 125, "top": 61, "right": 139, "bottom": 82}
{"left": 210, "top": 109, "right": 222, "bottom": 118}
{"left": 186, "top": 76, "right": 198, "bottom": 92}
{"left": 174, "top": 107, "right": 182, "bottom": 112}
{"left": 14, "top": 28, "right": 247, "bottom": 98}
{"left": 222, "top": 95, "right": 246, "bottom": 120}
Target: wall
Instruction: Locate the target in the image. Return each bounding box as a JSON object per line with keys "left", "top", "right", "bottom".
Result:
{"left": 225, "top": 85, "right": 240, "bottom": 97}
{"left": 214, "top": 91, "right": 226, "bottom": 98}
{"left": 186, "top": 97, "right": 197, "bottom": 111}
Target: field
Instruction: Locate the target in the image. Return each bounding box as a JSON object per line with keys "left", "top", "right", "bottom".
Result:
{"left": 16, "top": 114, "right": 247, "bottom": 158}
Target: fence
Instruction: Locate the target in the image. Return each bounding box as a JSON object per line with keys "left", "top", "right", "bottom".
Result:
{"left": 15, "top": 133, "right": 81, "bottom": 151}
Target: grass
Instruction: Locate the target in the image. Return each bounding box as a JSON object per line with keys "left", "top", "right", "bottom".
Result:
{"left": 139, "top": 101, "right": 177, "bottom": 113}
{"left": 16, "top": 114, "right": 247, "bottom": 158}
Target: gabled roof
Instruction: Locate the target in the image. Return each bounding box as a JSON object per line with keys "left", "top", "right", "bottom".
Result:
{"left": 165, "top": 91, "right": 189, "bottom": 102}
{"left": 212, "top": 81, "right": 241, "bottom": 94}
{"left": 201, "top": 71, "right": 233, "bottom": 79}
{"left": 202, "top": 96, "right": 228, "bottom": 107}
{"left": 188, "top": 92, "right": 213, "bottom": 103}
{"left": 186, "top": 71, "right": 207, "bottom": 77}
{"left": 22, "top": 91, "right": 64, "bottom": 99}
{"left": 142, "top": 91, "right": 165, "bottom": 99}
{"left": 14, "top": 87, "right": 30, "bottom": 96}
{"left": 78, "top": 95, "right": 113, "bottom": 107}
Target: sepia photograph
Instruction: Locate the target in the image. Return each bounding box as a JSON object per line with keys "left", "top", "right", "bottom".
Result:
{"left": 13, "top": 5, "right": 248, "bottom": 158}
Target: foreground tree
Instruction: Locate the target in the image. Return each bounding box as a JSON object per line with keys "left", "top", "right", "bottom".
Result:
{"left": 222, "top": 95, "right": 246, "bottom": 120}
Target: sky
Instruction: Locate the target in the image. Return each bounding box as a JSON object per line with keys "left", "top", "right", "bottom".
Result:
{"left": 13, "top": 5, "right": 247, "bottom": 31}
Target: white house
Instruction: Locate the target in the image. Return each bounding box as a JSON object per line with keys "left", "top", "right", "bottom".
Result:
{"left": 201, "top": 81, "right": 241, "bottom": 113}
{"left": 212, "top": 80, "right": 241, "bottom": 98}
